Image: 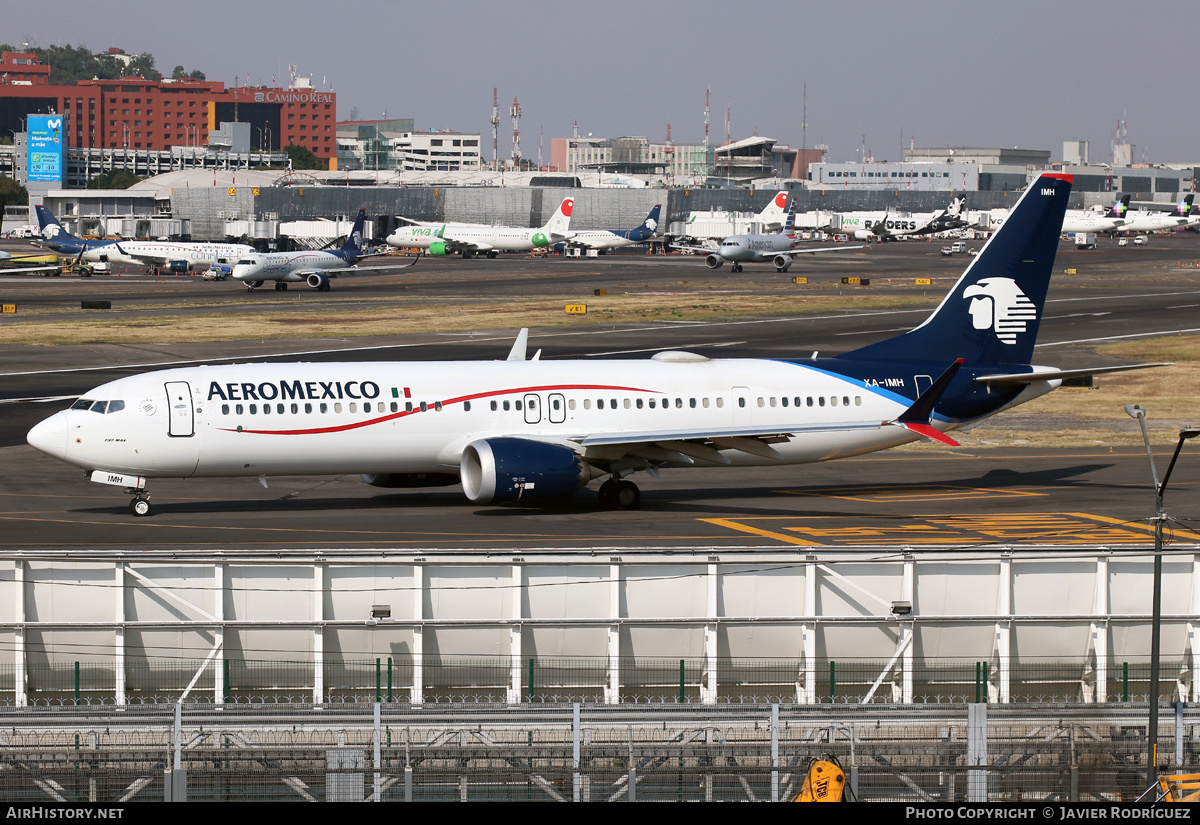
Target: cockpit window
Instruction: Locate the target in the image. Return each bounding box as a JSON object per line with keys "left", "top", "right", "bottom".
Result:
{"left": 235, "top": 258, "right": 256, "bottom": 266}
{"left": 72, "top": 399, "right": 125, "bottom": 413}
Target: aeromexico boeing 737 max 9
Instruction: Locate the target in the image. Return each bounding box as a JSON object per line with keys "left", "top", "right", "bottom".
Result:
{"left": 27, "top": 174, "right": 1164, "bottom": 516}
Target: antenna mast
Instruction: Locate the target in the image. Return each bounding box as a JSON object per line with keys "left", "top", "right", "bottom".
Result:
{"left": 510, "top": 96, "right": 521, "bottom": 170}
{"left": 490, "top": 88, "right": 500, "bottom": 170}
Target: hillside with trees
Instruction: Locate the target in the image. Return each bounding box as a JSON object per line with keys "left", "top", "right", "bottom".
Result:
{"left": 0, "top": 43, "right": 205, "bottom": 84}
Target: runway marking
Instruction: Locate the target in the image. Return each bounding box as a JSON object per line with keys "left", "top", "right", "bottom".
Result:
{"left": 778, "top": 484, "right": 1044, "bottom": 503}
{"left": 701, "top": 512, "right": 1198, "bottom": 546}
{"left": 1037, "top": 327, "right": 1200, "bottom": 347}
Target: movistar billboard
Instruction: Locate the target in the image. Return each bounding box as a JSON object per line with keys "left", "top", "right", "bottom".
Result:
{"left": 28, "top": 114, "right": 65, "bottom": 184}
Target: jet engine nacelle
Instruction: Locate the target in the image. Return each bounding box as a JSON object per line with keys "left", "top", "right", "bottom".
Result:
{"left": 361, "top": 472, "right": 459, "bottom": 489}
{"left": 853, "top": 230, "right": 875, "bottom": 242}
{"left": 704, "top": 254, "right": 724, "bottom": 270}
{"left": 772, "top": 254, "right": 793, "bottom": 271}
{"left": 460, "top": 437, "right": 595, "bottom": 504}
{"left": 306, "top": 272, "right": 329, "bottom": 289}
{"left": 428, "top": 242, "right": 450, "bottom": 256}
{"left": 166, "top": 260, "right": 189, "bottom": 274}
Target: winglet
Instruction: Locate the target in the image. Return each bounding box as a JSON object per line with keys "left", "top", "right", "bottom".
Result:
{"left": 893, "top": 358, "right": 965, "bottom": 446}
{"left": 507, "top": 328, "right": 530, "bottom": 361}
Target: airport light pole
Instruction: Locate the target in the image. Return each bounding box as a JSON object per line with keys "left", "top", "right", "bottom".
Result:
{"left": 1124, "top": 404, "right": 1200, "bottom": 791}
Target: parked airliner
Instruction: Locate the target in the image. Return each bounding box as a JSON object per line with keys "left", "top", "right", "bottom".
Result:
{"left": 231, "top": 209, "right": 420, "bottom": 291}
{"left": 36, "top": 206, "right": 256, "bottom": 273}
{"left": 27, "top": 174, "right": 1163, "bottom": 516}
{"left": 1119, "top": 194, "right": 1194, "bottom": 234}
{"left": 674, "top": 202, "right": 862, "bottom": 272}
{"left": 564, "top": 204, "right": 662, "bottom": 252}
{"left": 387, "top": 198, "right": 575, "bottom": 258}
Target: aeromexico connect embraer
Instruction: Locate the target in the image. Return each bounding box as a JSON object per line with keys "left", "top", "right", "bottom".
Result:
{"left": 27, "top": 174, "right": 1162, "bottom": 516}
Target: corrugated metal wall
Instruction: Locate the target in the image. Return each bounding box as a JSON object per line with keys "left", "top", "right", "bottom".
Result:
{"left": 170, "top": 185, "right": 1088, "bottom": 240}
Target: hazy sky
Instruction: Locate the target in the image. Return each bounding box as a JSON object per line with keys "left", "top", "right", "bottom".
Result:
{"left": 9, "top": 0, "right": 1197, "bottom": 163}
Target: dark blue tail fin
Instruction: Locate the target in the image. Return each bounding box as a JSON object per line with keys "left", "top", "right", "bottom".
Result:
{"left": 342, "top": 208, "right": 367, "bottom": 256}
{"left": 631, "top": 204, "right": 661, "bottom": 240}
{"left": 1177, "top": 194, "right": 1194, "bottom": 216}
{"left": 1110, "top": 194, "right": 1131, "bottom": 217}
{"left": 34, "top": 205, "right": 86, "bottom": 252}
{"left": 839, "top": 173, "right": 1072, "bottom": 367}
{"left": 783, "top": 201, "right": 796, "bottom": 235}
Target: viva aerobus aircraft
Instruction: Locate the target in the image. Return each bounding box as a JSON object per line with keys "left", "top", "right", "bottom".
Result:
{"left": 386, "top": 197, "right": 575, "bottom": 258}
{"left": 36, "top": 206, "right": 256, "bottom": 273}
{"left": 231, "top": 209, "right": 419, "bottom": 291}
{"left": 673, "top": 201, "right": 863, "bottom": 272}
{"left": 27, "top": 173, "right": 1162, "bottom": 517}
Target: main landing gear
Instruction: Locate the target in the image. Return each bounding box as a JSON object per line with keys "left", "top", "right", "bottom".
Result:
{"left": 598, "top": 478, "right": 641, "bottom": 510}
{"left": 274, "top": 281, "right": 288, "bottom": 291}
{"left": 126, "top": 488, "right": 152, "bottom": 517}
{"left": 731, "top": 262, "right": 743, "bottom": 273}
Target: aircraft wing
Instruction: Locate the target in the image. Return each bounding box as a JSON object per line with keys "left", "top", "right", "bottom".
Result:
{"left": 670, "top": 243, "right": 719, "bottom": 254}
{"left": 436, "top": 229, "right": 492, "bottom": 253}
{"left": 974, "top": 363, "right": 1170, "bottom": 385}
{"left": 786, "top": 243, "right": 866, "bottom": 254}
{"left": 0, "top": 264, "right": 62, "bottom": 274}
{"left": 292, "top": 254, "right": 422, "bottom": 278}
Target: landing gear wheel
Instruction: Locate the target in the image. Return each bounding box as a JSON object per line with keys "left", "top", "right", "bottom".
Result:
{"left": 318, "top": 283, "right": 331, "bottom": 291}
{"left": 732, "top": 263, "right": 743, "bottom": 273}
{"left": 130, "top": 496, "right": 151, "bottom": 517}
{"left": 274, "top": 281, "right": 288, "bottom": 291}
{"left": 486, "top": 251, "right": 498, "bottom": 259}
{"left": 613, "top": 480, "right": 641, "bottom": 510}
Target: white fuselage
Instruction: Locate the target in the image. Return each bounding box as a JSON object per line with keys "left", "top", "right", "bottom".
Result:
{"left": 569, "top": 231, "right": 639, "bottom": 250}
{"left": 715, "top": 233, "right": 801, "bottom": 263}
{"left": 28, "top": 358, "right": 958, "bottom": 482}
{"left": 1060, "top": 211, "right": 1125, "bottom": 234}
{"left": 1118, "top": 211, "right": 1188, "bottom": 234}
{"left": 83, "top": 241, "right": 256, "bottom": 269}
{"left": 387, "top": 224, "right": 554, "bottom": 252}
{"left": 231, "top": 251, "right": 352, "bottom": 283}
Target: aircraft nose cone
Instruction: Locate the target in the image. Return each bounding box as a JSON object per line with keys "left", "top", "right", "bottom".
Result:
{"left": 27, "top": 411, "right": 69, "bottom": 460}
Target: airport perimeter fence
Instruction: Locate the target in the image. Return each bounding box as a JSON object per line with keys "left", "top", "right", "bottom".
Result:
{"left": 0, "top": 702, "right": 1188, "bottom": 802}
{"left": 0, "top": 656, "right": 1184, "bottom": 707}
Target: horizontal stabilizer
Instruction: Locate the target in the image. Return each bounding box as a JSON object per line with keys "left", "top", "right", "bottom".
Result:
{"left": 974, "top": 363, "right": 1170, "bottom": 385}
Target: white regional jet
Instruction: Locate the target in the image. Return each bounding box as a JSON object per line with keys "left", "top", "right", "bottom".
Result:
{"left": 673, "top": 202, "right": 862, "bottom": 272}
{"left": 231, "top": 209, "right": 420, "bottom": 291}
{"left": 36, "top": 206, "right": 256, "bottom": 274}
{"left": 26, "top": 173, "right": 1164, "bottom": 517}
{"left": 387, "top": 198, "right": 575, "bottom": 258}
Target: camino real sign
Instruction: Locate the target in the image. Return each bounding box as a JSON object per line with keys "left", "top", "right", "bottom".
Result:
{"left": 28, "top": 114, "right": 65, "bottom": 184}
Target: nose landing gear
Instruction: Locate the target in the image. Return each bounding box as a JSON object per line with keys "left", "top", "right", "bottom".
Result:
{"left": 126, "top": 489, "right": 152, "bottom": 517}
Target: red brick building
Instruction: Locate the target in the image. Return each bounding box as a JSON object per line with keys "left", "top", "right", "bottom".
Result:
{"left": 0, "top": 52, "right": 336, "bottom": 165}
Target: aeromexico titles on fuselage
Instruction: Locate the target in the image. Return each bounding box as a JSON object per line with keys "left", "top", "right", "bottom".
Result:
{"left": 207, "top": 378, "right": 383, "bottom": 404}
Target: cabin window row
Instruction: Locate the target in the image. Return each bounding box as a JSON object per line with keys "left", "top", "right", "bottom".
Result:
{"left": 216, "top": 394, "right": 864, "bottom": 417}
